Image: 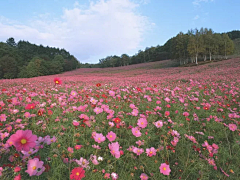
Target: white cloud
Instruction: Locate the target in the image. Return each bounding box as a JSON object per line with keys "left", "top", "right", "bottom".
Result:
{"left": 193, "top": 0, "right": 214, "bottom": 6}
{"left": 0, "top": 0, "right": 151, "bottom": 63}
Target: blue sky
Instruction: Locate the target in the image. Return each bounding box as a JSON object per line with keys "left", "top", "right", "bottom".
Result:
{"left": 0, "top": 0, "right": 239, "bottom": 63}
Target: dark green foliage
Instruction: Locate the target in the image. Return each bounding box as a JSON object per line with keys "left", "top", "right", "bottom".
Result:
{"left": 0, "top": 55, "right": 18, "bottom": 79}
{"left": 0, "top": 38, "right": 80, "bottom": 79}
{"left": 227, "top": 30, "right": 240, "bottom": 40}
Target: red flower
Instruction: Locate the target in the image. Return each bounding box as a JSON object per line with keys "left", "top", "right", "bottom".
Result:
{"left": 38, "top": 109, "right": 45, "bottom": 116}
{"left": 203, "top": 106, "right": 209, "bottom": 110}
{"left": 54, "top": 77, "right": 62, "bottom": 85}
{"left": 70, "top": 167, "right": 85, "bottom": 180}
{"left": 25, "top": 103, "right": 35, "bottom": 110}
{"left": 113, "top": 117, "right": 121, "bottom": 124}
{"left": 96, "top": 83, "right": 101, "bottom": 87}
{"left": 44, "top": 164, "right": 51, "bottom": 172}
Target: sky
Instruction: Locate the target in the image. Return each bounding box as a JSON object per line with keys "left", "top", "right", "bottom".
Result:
{"left": 0, "top": 0, "right": 239, "bottom": 64}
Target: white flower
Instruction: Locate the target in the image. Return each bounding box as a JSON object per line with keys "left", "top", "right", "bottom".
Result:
{"left": 98, "top": 156, "right": 103, "bottom": 161}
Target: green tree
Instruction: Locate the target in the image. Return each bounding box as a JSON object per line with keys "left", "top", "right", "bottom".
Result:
{"left": 121, "top": 54, "right": 130, "bottom": 66}
{"left": 6, "top": 37, "right": 16, "bottom": 47}
{"left": 187, "top": 29, "right": 204, "bottom": 64}
{"left": 222, "top": 33, "right": 234, "bottom": 59}
{"left": 0, "top": 55, "right": 18, "bottom": 79}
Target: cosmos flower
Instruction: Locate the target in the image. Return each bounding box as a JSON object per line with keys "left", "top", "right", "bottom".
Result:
{"left": 8, "top": 130, "right": 37, "bottom": 151}
{"left": 70, "top": 167, "right": 85, "bottom": 180}
{"left": 159, "top": 163, "right": 171, "bottom": 175}
{"left": 25, "top": 158, "right": 45, "bottom": 176}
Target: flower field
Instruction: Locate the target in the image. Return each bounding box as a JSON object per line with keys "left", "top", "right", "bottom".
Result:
{"left": 0, "top": 58, "right": 240, "bottom": 180}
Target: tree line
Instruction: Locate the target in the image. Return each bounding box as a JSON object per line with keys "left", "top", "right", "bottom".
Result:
{"left": 95, "top": 28, "right": 239, "bottom": 68}
{"left": 0, "top": 38, "right": 80, "bottom": 79}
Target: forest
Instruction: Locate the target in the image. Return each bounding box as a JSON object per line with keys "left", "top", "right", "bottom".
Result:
{"left": 92, "top": 28, "right": 240, "bottom": 68}
{"left": 0, "top": 38, "right": 80, "bottom": 79}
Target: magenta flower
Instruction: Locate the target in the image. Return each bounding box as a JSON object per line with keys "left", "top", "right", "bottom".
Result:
{"left": 229, "top": 123, "right": 237, "bottom": 131}
{"left": 94, "top": 133, "right": 106, "bottom": 143}
{"left": 108, "top": 142, "right": 120, "bottom": 158}
{"left": 159, "top": 163, "right": 171, "bottom": 175}
{"left": 140, "top": 173, "right": 148, "bottom": 180}
{"left": 0, "top": 167, "right": 3, "bottom": 176}
{"left": 8, "top": 130, "right": 37, "bottom": 151}
{"left": 146, "top": 147, "right": 157, "bottom": 157}
{"left": 132, "top": 127, "right": 142, "bottom": 137}
{"left": 25, "top": 158, "right": 45, "bottom": 176}
{"left": 137, "top": 118, "right": 148, "bottom": 128}
{"left": 106, "top": 131, "right": 116, "bottom": 142}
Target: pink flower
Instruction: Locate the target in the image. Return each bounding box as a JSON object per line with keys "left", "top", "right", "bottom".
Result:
{"left": 94, "top": 107, "right": 103, "bottom": 114}
{"left": 75, "top": 145, "right": 83, "bottom": 150}
{"left": 137, "top": 118, "right": 148, "bottom": 128}
{"left": 14, "top": 174, "right": 21, "bottom": 180}
{"left": 72, "top": 120, "right": 79, "bottom": 126}
{"left": 136, "top": 140, "right": 144, "bottom": 146}
{"left": 164, "top": 97, "right": 170, "bottom": 102}
{"left": 109, "top": 90, "right": 115, "bottom": 97}
{"left": 70, "top": 90, "right": 77, "bottom": 97}
{"left": 68, "top": 147, "right": 74, "bottom": 153}
{"left": 183, "top": 112, "right": 189, "bottom": 117}
{"left": 133, "top": 147, "right": 144, "bottom": 156}
{"left": 146, "top": 147, "right": 157, "bottom": 157}
{"left": 25, "top": 158, "right": 45, "bottom": 176}
{"left": 108, "top": 142, "right": 120, "bottom": 158}
{"left": 131, "top": 109, "right": 139, "bottom": 116}
{"left": 153, "top": 120, "right": 163, "bottom": 128}
{"left": 165, "top": 111, "right": 170, "bottom": 117}
{"left": 140, "top": 173, "right": 148, "bottom": 180}
{"left": 229, "top": 124, "right": 237, "bottom": 131}
{"left": 94, "top": 133, "right": 106, "bottom": 144}
{"left": 104, "top": 173, "right": 110, "bottom": 179}
{"left": 159, "top": 163, "right": 171, "bottom": 175}
{"left": 130, "top": 104, "right": 136, "bottom": 109}
{"left": 90, "top": 154, "right": 99, "bottom": 165}
{"left": 24, "top": 112, "right": 31, "bottom": 118}
{"left": 0, "top": 132, "right": 9, "bottom": 141}
{"left": 111, "top": 172, "right": 118, "bottom": 180}
{"left": 14, "top": 166, "right": 21, "bottom": 172}
{"left": 8, "top": 130, "right": 37, "bottom": 151}
{"left": 106, "top": 131, "right": 116, "bottom": 142}
{"left": 92, "top": 144, "right": 101, "bottom": 149}
{"left": 132, "top": 127, "right": 142, "bottom": 137}
{"left": 0, "top": 114, "right": 7, "bottom": 121}
{"left": 76, "top": 157, "right": 89, "bottom": 168}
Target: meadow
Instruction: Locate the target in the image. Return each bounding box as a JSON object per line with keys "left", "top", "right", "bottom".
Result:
{"left": 0, "top": 58, "right": 240, "bottom": 180}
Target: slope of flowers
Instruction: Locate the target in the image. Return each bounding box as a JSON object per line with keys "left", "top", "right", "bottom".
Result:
{"left": 0, "top": 58, "right": 239, "bottom": 179}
